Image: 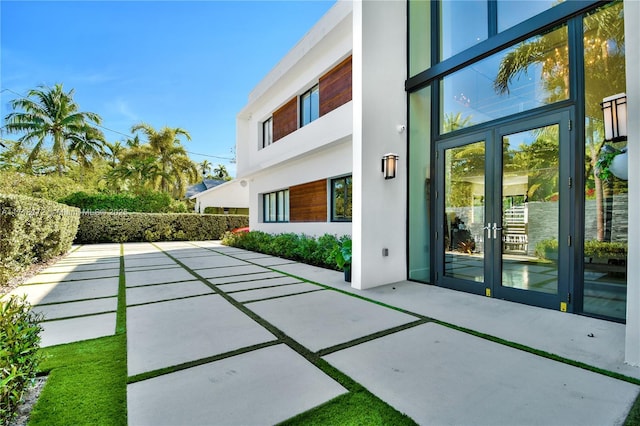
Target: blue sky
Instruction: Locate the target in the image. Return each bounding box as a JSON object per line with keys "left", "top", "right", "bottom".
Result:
{"left": 0, "top": 0, "right": 336, "bottom": 176}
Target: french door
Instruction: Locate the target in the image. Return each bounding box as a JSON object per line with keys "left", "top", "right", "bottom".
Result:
{"left": 435, "top": 111, "right": 572, "bottom": 311}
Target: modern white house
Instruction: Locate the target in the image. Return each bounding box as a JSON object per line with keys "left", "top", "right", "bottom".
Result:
{"left": 235, "top": 0, "right": 640, "bottom": 366}
{"left": 190, "top": 179, "right": 249, "bottom": 215}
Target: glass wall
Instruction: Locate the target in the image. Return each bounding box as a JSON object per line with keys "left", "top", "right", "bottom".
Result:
{"left": 497, "top": 0, "right": 563, "bottom": 32}
{"left": 440, "top": 1, "right": 487, "bottom": 60}
{"left": 440, "top": 25, "right": 568, "bottom": 135}
{"left": 408, "top": 86, "right": 431, "bottom": 282}
{"left": 582, "top": 1, "right": 627, "bottom": 320}
{"left": 409, "top": 0, "right": 430, "bottom": 77}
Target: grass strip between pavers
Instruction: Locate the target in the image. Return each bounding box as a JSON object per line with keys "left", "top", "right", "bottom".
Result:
{"left": 157, "top": 242, "right": 420, "bottom": 425}
{"left": 116, "top": 243, "right": 126, "bottom": 335}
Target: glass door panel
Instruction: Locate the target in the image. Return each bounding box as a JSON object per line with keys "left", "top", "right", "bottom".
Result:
{"left": 444, "top": 141, "right": 486, "bottom": 283}
{"left": 500, "top": 125, "right": 560, "bottom": 295}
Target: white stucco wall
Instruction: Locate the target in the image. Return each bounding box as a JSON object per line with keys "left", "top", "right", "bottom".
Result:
{"left": 352, "top": 0, "right": 407, "bottom": 290}
{"left": 236, "top": 1, "right": 353, "bottom": 178}
{"left": 192, "top": 180, "right": 249, "bottom": 213}
{"left": 624, "top": 0, "right": 640, "bottom": 366}
{"left": 246, "top": 138, "right": 352, "bottom": 237}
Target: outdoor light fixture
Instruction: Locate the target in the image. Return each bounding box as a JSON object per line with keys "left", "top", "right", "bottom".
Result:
{"left": 601, "top": 93, "right": 628, "bottom": 142}
{"left": 382, "top": 153, "right": 399, "bottom": 180}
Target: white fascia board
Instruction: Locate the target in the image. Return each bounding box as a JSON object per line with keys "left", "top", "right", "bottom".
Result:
{"left": 190, "top": 179, "right": 241, "bottom": 200}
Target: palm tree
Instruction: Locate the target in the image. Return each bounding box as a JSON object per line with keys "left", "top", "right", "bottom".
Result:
{"left": 105, "top": 141, "right": 125, "bottom": 168}
{"left": 3, "top": 83, "right": 102, "bottom": 175}
{"left": 212, "top": 164, "right": 231, "bottom": 180}
{"left": 67, "top": 126, "right": 107, "bottom": 171}
{"left": 130, "top": 123, "right": 199, "bottom": 197}
{"left": 199, "top": 160, "right": 212, "bottom": 179}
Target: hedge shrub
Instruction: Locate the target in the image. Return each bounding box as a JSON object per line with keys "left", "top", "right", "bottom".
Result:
{"left": 222, "top": 231, "right": 349, "bottom": 270}
{"left": 0, "top": 194, "right": 80, "bottom": 285}
{"left": 0, "top": 295, "right": 43, "bottom": 425}
{"left": 75, "top": 212, "right": 248, "bottom": 243}
{"left": 0, "top": 171, "right": 85, "bottom": 201}
{"left": 59, "top": 190, "right": 190, "bottom": 213}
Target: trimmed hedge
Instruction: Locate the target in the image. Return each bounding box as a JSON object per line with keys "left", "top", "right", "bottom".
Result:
{"left": 222, "top": 231, "right": 349, "bottom": 271}
{"left": 0, "top": 295, "right": 43, "bottom": 425}
{"left": 0, "top": 194, "right": 80, "bottom": 285}
{"left": 75, "top": 212, "right": 248, "bottom": 243}
{"left": 59, "top": 191, "right": 190, "bottom": 213}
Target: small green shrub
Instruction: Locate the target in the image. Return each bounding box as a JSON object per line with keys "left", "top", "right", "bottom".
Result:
{"left": 0, "top": 194, "right": 80, "bottom": 284}
{"left": 75, "top": 212, "right": 248, "bottom": 243}
{"left": 222, "top": 231, "right": 347, "bottom": 270}
{"left": 0, "top": 295, "right": 43, "bottom": 425}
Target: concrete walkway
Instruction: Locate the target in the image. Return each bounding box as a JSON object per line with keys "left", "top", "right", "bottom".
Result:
{"left": 5, "top": 241, "right": 640, "bottom": 425}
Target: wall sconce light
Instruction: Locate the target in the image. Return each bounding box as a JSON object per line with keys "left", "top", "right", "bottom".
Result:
{"left": 601, "top": 93, "right": 627, "bottom": 142}
{"left": 382, "top": 153, "right": 399, "bottom": 180}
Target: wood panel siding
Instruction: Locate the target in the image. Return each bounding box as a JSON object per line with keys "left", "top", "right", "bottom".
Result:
{"left": 289, "top": 179, "right": 327, "bottom": 222}
{"left": 273, "top": 97, "right": 298, "bottom": 142}
{"left": 319, "top": 56, "right": 352, "bottom": 117}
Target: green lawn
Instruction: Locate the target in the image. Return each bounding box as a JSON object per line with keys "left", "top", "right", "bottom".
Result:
{"left": 28, "top": 335, "right": 127, "bottom": 426}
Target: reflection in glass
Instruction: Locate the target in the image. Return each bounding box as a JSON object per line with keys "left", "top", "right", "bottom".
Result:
{"left": 583, "top": 2, "right": 627, "bottom": 320}
{"left": 497, "top": 0, "right": 563, "bottom": 32}
{"left": 441, "top": 25, "right": 568, "bottom": 134}
{"left": 501, "top": 125, "right": 559, "bottom": 294}
{"left": 444, "top": 141, "right": 485, "bottom": 283}
{"left": 409, "top": 0, "right": 431, "bottom": 77}
{"left": 409, "top": 87, "right": 432, "bottom": 282}
{"left": 440, "top": 0, "right": 487, "bottom": 61}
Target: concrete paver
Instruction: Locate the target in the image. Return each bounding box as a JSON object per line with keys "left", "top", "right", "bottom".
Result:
{"left": 230, "top": 282, "right": 322, "bottom": 303}
{"left": 126, "top": 294, "right": 276, "bottom": 376}
{"left": 197, "top": 264, "right": 269, "bottom": 279}
{"left": 40, "top": 313, "right": 116, "bottom": 347}
{"left": 34, "top": 297, "right": 117, "bottom": 320}
{"left": 126, "top": 280, "right": 214, "bottom": 305}
{"left": 127, "top": 344, "right": 347, "bottom": 426}
{"left": 248, "top": 289, "right": 419, "bottom": 352}
{"left": 206, "top": 271, "right": 284, "bottom": 285}
{"left": 324, "top": 322, "right": 639, "bottom": 425}
{"left": 179, "top": 255, "right": 249, "bottom": 270}
{"left": 8, "top": 278, "right": 118, "bottom": 305}
{"left": 125, "top": 268, "right": 196, "bottom": 287}
{"left": 218, "top": 275, "right": 303, "bottom": 292}
{"left": 24, "top": 269, "right": 119, "bottom": 284}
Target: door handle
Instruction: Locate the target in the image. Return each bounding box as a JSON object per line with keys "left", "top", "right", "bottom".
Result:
{"left": 492, "top": 223, "right": 503, "bottom": 240}
{"left": 483, "top": 224, "right": 492, "bottom": 240}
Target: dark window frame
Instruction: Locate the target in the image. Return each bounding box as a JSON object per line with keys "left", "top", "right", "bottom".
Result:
{"left": 262, "top": 117, "right": 273, "bottom": 148}
{"left": 263, "top": 189, "right": 289, "bottom": 223}
{"left": 330, "top": 175, "right": 353, "bottom": 222}
{"left": 300, "top": 84, "right": 320, "bottom": 127}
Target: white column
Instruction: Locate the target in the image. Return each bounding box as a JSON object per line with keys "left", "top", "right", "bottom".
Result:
{"left": 624, "top": 0, "right": 640, "bottom": 366}
{"left": 352, "top": 0, "right": 407, "bottom": 290}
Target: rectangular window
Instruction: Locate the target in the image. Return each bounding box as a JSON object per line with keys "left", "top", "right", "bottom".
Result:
{"left": 300, "top": 84, "right": 319, "bottom": 127}
{"left": 331, "top": 176, "right": 352, "bottom": 222}
{"left": 263, "top": 189, "right": 289, "bottom": 223}
{"left": 262, "top": 117, "right": 273, "bottom": 148}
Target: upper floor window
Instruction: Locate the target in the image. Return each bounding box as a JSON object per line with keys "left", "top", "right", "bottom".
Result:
{"left": 331, "top": 176, "right": 352, "bottom": 222}
{"left": 300, "top": 84, "right": 319, "bottom": 127}
{"left": 262, "top": 117, "right": 273, "bottom": 148}
{"left": 263, "top": 189, "right": 289, "bottom": 223}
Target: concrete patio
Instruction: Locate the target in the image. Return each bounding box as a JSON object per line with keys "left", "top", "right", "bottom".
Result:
{"left": 5, "top": 241, "right": 640, "bottom": 425}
